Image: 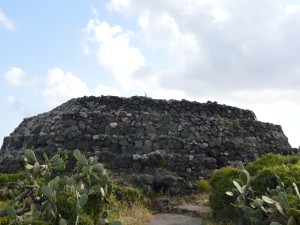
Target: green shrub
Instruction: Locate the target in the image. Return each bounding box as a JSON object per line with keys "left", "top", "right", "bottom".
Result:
{"left": 196, "top": 179, "right": 211, "bottom": 193}
{"left": 0, "top": 202, "right": 9, "bottom": 225}
{"left": 211, "top": 154, "right": 300, "bottom": 224}
{"left": 249, "top": 167, "right": 278, "bottom": 195}
{"left": 287, "top": 193, "right": 300, "bottom": 211}
{"left": 0, "top": 149, "right": 122, "bottom": 225}
{"left": 245, "top": 153, "right": 285, "bottom": 175}
{"left": 209, "top": 166, "right": 240, "bottom": 222}
{"left": 281, "top": 163, "right": 300, "bottom": 187}
{"left": 0, "top": 172, "right": 27, "bottom": 188}
{"left": 285, "top": 155, "right": 300, "bottom": 164}
{"left": 0, "top": 217, "right": 51, "bottom": 225}
{"left": 114, "top": 185, "right": 144, "bottom": 204}
{"left": 0, "top": 216, "right": 10, "bottom": 225}
{"left": 250, "top": 164, "right": 300, "bottom": 196}
{"left": 82, "top": 195, "right": 104, "bottom": 221}
{"left": 28, "top": 220, "right": 51, "bottom": 225}
{"left": 78, "top": 213, "right": 94, "bottom": 225}
{"left": 225, "top": 165, "right": 300, "bottom": 225}
{"left": 56, "top": 192, "right": 77, "bottom": 224}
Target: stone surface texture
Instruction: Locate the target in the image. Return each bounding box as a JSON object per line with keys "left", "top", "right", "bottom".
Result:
{"left": 0, "top": 96, "right": 295, "bottom": 184}
{"left": 146, "top": 213, "right": 203, "bottom": 225}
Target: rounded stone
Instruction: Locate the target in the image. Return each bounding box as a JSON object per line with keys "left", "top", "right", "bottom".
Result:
{"left": 109, "top": 122, "right": 118, "bottom": 128}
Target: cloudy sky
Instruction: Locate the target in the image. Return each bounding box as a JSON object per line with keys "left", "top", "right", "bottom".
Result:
{"left": 1, "top": 0, "right": 300, "bottom": 148}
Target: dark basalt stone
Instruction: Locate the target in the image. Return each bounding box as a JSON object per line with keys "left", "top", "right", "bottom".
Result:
{"left": 0, "top": 95, "right": 297, "bottom": 193}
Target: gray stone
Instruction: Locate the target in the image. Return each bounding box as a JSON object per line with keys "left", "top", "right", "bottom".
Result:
{"left": 109, "top": 122, "right": 118, "bottom": 128}
{"left": 135, "top": 127, "right": 145, "bottom": 137}
{"left": 119, "top": 138, "right": 128, "bottom": 146}
{"left": 63, "top": 119, "right": 77, "bottom": 127}
{"left": 135, "top": 140, "right": 143, "bottom": 149}
{"left": 140, "top": 174, "right": 154, "bottom": 185}
{"left": 174, "top": 203, "right": 212, "bottom": 217}
{"left": 77, "top": 141, "right": 89, "bottom": 152}
{"left": 147, "top": 213, "right": 202, "bottom": 225}
{"left": 0, "top": 95, "right": 293, "bottom": 190}
{"left": 86, "top": 126, "right": 97, "bottom": 135}
{"left": 154, "top": 174, "right": 177, "bottom": 189}
{"left": 93, "top": 135, "right": 99, "bottom": 140}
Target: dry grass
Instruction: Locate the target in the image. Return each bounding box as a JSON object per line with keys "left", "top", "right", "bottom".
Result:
{"left": 175, "top": 192, "right": 210, "bottom": 206}
{"left": 110, "top": 201, "right": 153, "bottom": 225}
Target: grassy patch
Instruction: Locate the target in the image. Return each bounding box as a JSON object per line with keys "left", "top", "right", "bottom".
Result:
{"left": 110, "top": 201, "right": 153, "bottom": 225}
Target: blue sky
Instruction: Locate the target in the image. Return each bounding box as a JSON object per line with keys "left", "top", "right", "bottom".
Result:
{"left": 1, "top": 0, "right": 300, "bottom": 148}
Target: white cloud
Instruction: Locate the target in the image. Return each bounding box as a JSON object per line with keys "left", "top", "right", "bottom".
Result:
{"left": 105, "top": 0, "right": 300, "bottom": 94}
{"left": 4, "top": 67, "right": 36, "bottom": 86}
{"left": 106, "top": 0, "right": 130, "bottom": 13}
{"left": 83, "top": 1, "right": 300, "bottom": 147}
{"left": 285, "top": 4, "right": 300, "bottom": 15}
{"left": 139, "top": 11, "right": 181, "bottom": 51}
{"left": 43, "top": 68, "right": 91, "bottom": 107}
{"left": 42, "top": 67, "right": 124, "bottom": 108}
{"left": 0, "top": 8, "right": 15, "bottom": 30}
{"left": 84, "top": 18, "right": 145, "bottom": 90}
{"left": 7, "top": 96, "right": 25, "bottom": 113}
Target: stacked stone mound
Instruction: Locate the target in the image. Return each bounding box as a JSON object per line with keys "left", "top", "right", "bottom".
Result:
{"left": 0, "top": 96, "right": 293, "bottom": 180}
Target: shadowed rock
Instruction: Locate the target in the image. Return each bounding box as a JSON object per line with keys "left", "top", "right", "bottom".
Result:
{"left": 0, "top": 95, "right": 296, "bottom": 193}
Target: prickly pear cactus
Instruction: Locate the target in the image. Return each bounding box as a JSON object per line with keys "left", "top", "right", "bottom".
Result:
{"left": 226, "top": 162, "right": 300, "bottom": 225}
{"left": 0, "top": 149, "right": 122, "bottom": 225}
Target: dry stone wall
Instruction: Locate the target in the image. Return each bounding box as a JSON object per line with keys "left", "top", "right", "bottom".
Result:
{"left": 0, "top": 96, "right": 294, "bottom": 181}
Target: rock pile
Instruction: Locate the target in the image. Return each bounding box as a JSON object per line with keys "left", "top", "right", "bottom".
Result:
{"left": 0, "top": 96, "right": 295, "bottom": 192}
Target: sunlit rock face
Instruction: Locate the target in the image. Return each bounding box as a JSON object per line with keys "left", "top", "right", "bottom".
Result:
{"left": 0, "top": 96, "right": 294, "bottom": 179}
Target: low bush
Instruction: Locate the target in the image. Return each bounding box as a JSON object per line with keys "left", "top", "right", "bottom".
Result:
{"left": 245, "top": 153, "right": 286, "bottom": 175}
{"left": 250, "top": 164, "right": 300, "bottom": 196}
{"left": 0, "top": 172, "right": 27, "bottom": 189}
{"left": 196, "top": 179, "right": 211, "bottom": 193}
{"left": 209, "top": 166, "right": 240, "bottom": 222}
{"left": 0, "top": 215, "right": 10, "bottom": 225}
{"left": 78, "top": 213, "right": 94, "bottom": 225}
{"left": 249, "top": 167, "right": 278, "bottom": 195}
{"left": 245, "top": 153, "right": 300, "bottom": 176}
{"left": 210, "top": 153, "right": 300, "bottom": 224}
{"left": 226, "top": 164, "right": 300, "bottom": 225}
{"left": 114, "top": 185, "right": 145, "bottom": 204}
{"left": 55, "top": 192, "right": 78, "bottom": 224}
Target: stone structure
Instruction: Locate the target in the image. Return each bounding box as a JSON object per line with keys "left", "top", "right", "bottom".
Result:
{"left": 0, "top": 96, "right": 295, "bottom": 192}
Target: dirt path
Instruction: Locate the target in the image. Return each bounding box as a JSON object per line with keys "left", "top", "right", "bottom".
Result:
{"left": 147, "top": 203, "right": 211, "bottom": 225}
{"left": 147, "top": 213, "right": 203, "bottom": 225}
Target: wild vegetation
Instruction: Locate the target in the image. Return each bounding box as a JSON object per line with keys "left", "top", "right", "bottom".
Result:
{"left": 209, "top": 153, "right": 300, "bottom": 225}
{"left": 1, "top": 150, "right": 300, "bottom": 225}
{"left": 0, "top": 149, "right": 123, "bottom": 224}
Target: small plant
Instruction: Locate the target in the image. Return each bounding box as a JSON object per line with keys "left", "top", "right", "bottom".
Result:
{"left": 197, "top": 179, "right": 211, "bottom": 193}
{"left": 0, "top": 172, "right": 27, "bottom": 189}
{"left": 245, "top": 153, "right": 286, "bottom": 176}
{"left": 209, "top": 165, "right": 241, "bottom": 222}
{"left": 226, "top": 162, "right": 265, "bottom": 225}
{"left": 233, "top": 119, "right": 241, "bottom": 130}
{"left": 226, "top": 162, "right": 300, "bottom": 225}
{"left": 0, "top": 149, "right": 122, "bottom": 225}
{"left": 159, "top": 159, "right": 168, "bottom": 168}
